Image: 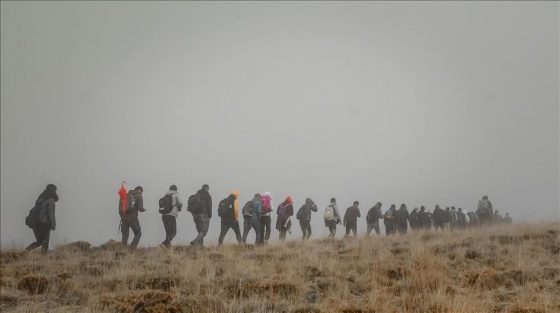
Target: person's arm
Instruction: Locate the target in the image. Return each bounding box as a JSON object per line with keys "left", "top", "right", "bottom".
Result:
{"left": 311, "top": 204, "right": 318, "bottom": 212}
{"left": 136, "top": 195, "right": 145, "bottom": 212}
{"left": 175, "top": 193, "right": 183, "bottom": 211}
{"left": 48, "top": 200, "right": 56, "bottom": 229}
{"left": 206, "top": 194, "right": 213, "bottom": 218}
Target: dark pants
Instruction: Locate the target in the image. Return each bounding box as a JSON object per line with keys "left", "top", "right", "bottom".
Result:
{"left": 260, "top": 215, "right": 271, "bottom": 243}
{"left": 325, "top": 220, "right": 337, "bottom": 239}
{"left": 192, "top": 213, "right": 210, "bottom": 246}
{"left": 121, "top": 217, "right": 142, "bottom": 250}
{"left": 276, "top": 219, "right": 291, "bottom": 242}
{"left": 26, "top": 222, "right": 51, "bottom": 254}
{"left": 344, "top": 221, "right": 357, "bottom": 237}
{"left": 242, "top": 217, "right": 262, "bottom": 244}
{"left": 385, "top": 220, "right": 396, "bottom": 235}
{"left": 366, "top": 222, "right": 380, "bottom": 236}
{"left": 397, "top": 222, "right": 408, "bottom": 235}
{"left": 218, "top": 218, "right": 242, "bottom": 245}
{"left": 161, "top": 215, "right": 176, "bottom": 247}
{"left": 299, "top": 220, "right": 312, "bottom": 240}
{"left": 434, "top": 223, "right": 444, "bottom": 231}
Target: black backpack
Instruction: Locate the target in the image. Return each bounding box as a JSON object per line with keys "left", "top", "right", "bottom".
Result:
{"left": 158, "top": 194, "right": 174, "bottom": 214}
{"left": 25, "top": 201, "right": 46, "bottom": 228}
{"left": 187, "top": 193, "right": 203, "bottom": 214}
{"left": 218, "top": 198, "right": 233, "bottom": 218}
{"left": 242, "top": 200, "right": 254, "bottom": 218}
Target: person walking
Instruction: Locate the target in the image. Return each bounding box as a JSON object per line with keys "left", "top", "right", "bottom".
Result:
{"left": 296, "top": 198, "right": 317, "bottom": 241}
{"left": 433, "top": 205, "right": 446, "bottom": 232}
{"left": 343, "top": 201, "right": 361, "bottom": 238}
{"left": 218, "top": 191, "right": 242, "bottom": 245}
{"left": 383, "top": 204, "right": 397, "bottom": 235}
{"left": 324, "top": 198, "right": 341, "bottom": 239}
{"left": 160, "top": 185, "right": 183, "bottom": 249}
{"left": 242, "top": 193, "right": 262, "bottom": 244}
{"left": 276, "top": 196, "right": 294, "bottom": 242}
{"left": 189, "top": 184, "right": 212, "bottom": 247}
{"left": 26, "top": 184, "right": 58, "bottom": 254}
{"left": 394, "top": 204, "right": 410, "bottom": 235}
{"left": 119, "top": 186, "right": 145, "bottom": 250}
{"left": 260, "top": 192, "right": 273, "bottom": 244}
{"left": 366, "top": 202, "right": 383, "bottom": 236}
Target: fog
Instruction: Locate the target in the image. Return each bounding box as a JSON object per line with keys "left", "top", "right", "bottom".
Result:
{"left": 1, "top": 2, "right": 558, "bottom": 247}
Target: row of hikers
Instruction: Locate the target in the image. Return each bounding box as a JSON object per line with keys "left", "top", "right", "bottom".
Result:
{"left": 24, "top": 184, "right": 513, "bottom": 253}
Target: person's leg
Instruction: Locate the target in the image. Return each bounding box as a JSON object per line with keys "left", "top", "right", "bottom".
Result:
{"left": 233, "top": 221, "right": 242, "bottom": 243}
{"left": 168, "top": 216, "right": 177, "bottom": 245}
{"left": 328, "top": 221, "right": 336, "bottom": 238}
{"left": 218, "top": 219, "right": 230, "bottom": 245}
{"left": 253, "top": 218, "right": 262, "bottom": 244}
{"left": 351, "top": 222, "right": 357, "bottom": 237}
{"left": 299, "top": 220, "right": 306, "bottom": 241}
{"left": 305, "top": 221, "right": 312, "bottom": 240}
{"left": 373, "top": 222, "right": 380, "bottom": 235}
{"left": 121, "top": 219, "right": 130, "bottom": 246}
{"left": 129, "top": 218, "right": 142, "bottom": 250}
{"left": 344, "top": 224, "right": 351, "bottom": 237}
{"left": 279, "top": 229, "right": 286, "bottom": 242}
{"left": 40, "top": 224, "right": 51, "bottom": 254}
{"left": 26, "top": 225, "right": 44, "bottom": 251}
{"left": 162, "top": 215, "right": 170, "bottom": 246}
{"left": 262, "top": 216, "right": 271, "bottom": 243}
{"left": 242, "top": 218, "right": 251, "bottom": 243}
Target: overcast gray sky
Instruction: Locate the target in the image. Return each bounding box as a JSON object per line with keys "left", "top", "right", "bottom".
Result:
{"left": 1, "top": 2, "right": 558, "bottom": 247}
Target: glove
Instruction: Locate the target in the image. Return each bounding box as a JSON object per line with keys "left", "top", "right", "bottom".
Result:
{"left": 138, "top": 208, "right": 146, "bottom": 212}
{"left": 51, "top": 227, "right": 55, "bottom": 231}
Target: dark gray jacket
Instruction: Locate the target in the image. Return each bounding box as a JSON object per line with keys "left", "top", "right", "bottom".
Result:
{"left": 344, "top": 205, "right": 361, "bottom": 223}
{"left": 36, "top": 198, "right": 56, "bottom": 228}
{"left": 297, "top": 198, "right": 317, "bottom": 221}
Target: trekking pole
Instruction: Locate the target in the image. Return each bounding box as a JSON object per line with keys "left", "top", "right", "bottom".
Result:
{"left": 117, "top": 220, "right": 122, "bottom": 235}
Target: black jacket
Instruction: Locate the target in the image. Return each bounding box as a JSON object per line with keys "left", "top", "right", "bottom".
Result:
{"left": 197, "top": 189, "right": 213, "bottom": 218}
{"left": 344, "top": 206, "right": 361, "bottom": 223}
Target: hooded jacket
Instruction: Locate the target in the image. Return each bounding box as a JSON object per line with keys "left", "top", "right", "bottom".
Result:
{"left": 231, "top": 191, "right": 239, "bottom": 221}
{"left": 297, "top": 198, "right": 317, "bottom": 221}
{"left": 119, "top": 190, "right": 145, "bottom": 219}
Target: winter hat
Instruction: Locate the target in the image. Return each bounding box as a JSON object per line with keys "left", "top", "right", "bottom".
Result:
{"left": 285, "top": 196, "right": 293, "bottom": 204}
{"left": 231, "top": 190, "right": 239, "bottom": 198}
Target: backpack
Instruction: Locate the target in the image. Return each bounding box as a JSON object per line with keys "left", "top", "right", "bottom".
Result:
{"left": 296, "top": 205, "right": 305, "bottom": 220}
{"left": 261, "top": 195, "right": 272, "bottom": 214}
{"left": 25, "top": 202, "right": 45, "bottom": 228}
{"left": 278, "top": 203, "right": 289, "bottom": 220}
{"left": 218, "top": 198, "right": 233, "bottom": 219}
{"left": 324, "top": 205, "right": 335, "bottom": 221}
{"left": 366, "top": 207, "right": 376, "bottom": 223}
{"left": 187, "top": 193, "right": 203, "bottom": 214}
{"left": 242, "top": 200, "right": 255, "bottom": 218}
{"left": 158, "top": 193, "right": 174, "bottom": 214}
{"left": 126, "top": 193, "right": 136, "bottom": 212}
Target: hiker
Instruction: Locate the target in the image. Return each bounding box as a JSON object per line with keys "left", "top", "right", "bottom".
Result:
{"left": 450, "top": 206, "right": 458, "bottom": 231}
{"left": 260, "top": 192, "right": 273, "bottom": 244}
{"left": 119, "top": 186, "right": 145, "bottom": 250}
{"left": 25, "top": 184, "right": 58, "bottom": 254}
{"left": 467, "top": 211, "right": 479, "bottom": 228}
{"left": 242, "top": 193, "right": 262, "bottom": 244}
{"left": 477, "top": 195, "right": 493, "bottom": 226}
{"left": 189, "top": 184, "right": 212, "bottom": 247}
{"left": 394, "top": 203, "right": 410, "bottom": 235}
{"left": 343, "top": 201, "right": 361, "bottom": 238}
{"left": 324, "top": 198, "right": 341, "bottom": 239}
{"left": 383, "top": 204, "right": 397, "bottom": 235}
{"left": 457, "top": 208, "right": 467, "bottom": 230}
{"left": 160, "top": 185, "right": 183, "bottom": 249}
{"left": 444, "top": 207, "right": 452, "bottom": 230}
{"left": 276, "top": 196, "right": 294, "bottom": 242}
{"left": 366, "top": 202, "right": 383, "bottom": 236}
{"left": 433, "top": 205, "right": 446, "bottom": 231}
{"left": 409, "top": 207, "right": 419, "bottom": 230}
{"left": 504, "top": 213, "right": 513, "bottom": 225}
{"left": 416, "top": 206, "right": 429, "bottom": 230}
{"left": 218, "top": 191, "right": 242, "bottom": 245}
{"left": 296, "top": 198, "right": 317, "bottom": 241}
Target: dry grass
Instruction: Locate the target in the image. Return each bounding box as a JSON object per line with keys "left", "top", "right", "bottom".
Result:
{"left": 1, "top": 223, "right": 559, "bottom": 312}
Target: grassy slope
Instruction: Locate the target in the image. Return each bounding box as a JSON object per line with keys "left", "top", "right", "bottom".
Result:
{"left": 1, "top": 223, "right": 559, "bottom": 313}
